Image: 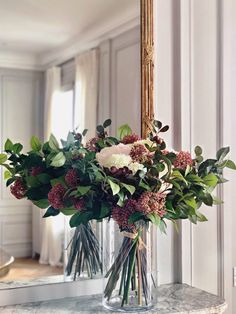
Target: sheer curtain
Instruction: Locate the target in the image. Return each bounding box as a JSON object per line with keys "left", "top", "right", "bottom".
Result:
{"left": 39, "top": 67, "right": 64, "bottom": 267}
{"left": 74, "top": 49, "right": 98, "bottom": 137}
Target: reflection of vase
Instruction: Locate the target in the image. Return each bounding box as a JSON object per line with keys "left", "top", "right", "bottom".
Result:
{"left": 103, "top": 221, "right": 157, "bottom": 312}
{"left": 64, "top": 221, "right": 102, "bottom": 280}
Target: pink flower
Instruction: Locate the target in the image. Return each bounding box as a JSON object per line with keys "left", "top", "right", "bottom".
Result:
{"left": 10, "top": 179, "right": 26, "bottom": 199}
{"left": 86, "top": 137, "right": 99, "bottom": 152}
{"left": 122, "top": 134, "right": 140, "bottom": 144}
{"left": 96, "top": 144, "right": 131, "bottom": 167}
{"left": 137, "top": 191, "right": 166, "bottom": 217}
{"left": 48, "top": 184, "right": 66, "bottom": 209}
{"left": 112, "top": 199, "right": 138, "bottom": 232}
{"left": 130, "top": 144, "right": 150, "bottom": 163}
{"left": 173, "top": 151, "right": 193, "bottom": 170}
{"left": 30, "top": 166, "right": 43, "bottom": 176}
{"left": 65, "top": 169, "right": 79, "bottom": 187}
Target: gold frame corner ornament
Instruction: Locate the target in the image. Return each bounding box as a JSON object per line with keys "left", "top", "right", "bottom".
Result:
{"left": 141, "top": 0, "right": 154, "bottom": 138}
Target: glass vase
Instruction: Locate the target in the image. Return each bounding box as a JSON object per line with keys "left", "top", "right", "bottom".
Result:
{"left": 64, "top": 220, "right": 103, "bottom": 281}
{"left": 102, "top": 221, "right": 157, "bottom": 312}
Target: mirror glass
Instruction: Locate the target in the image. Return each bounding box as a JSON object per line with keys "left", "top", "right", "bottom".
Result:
{"left": 0, "top": 0, "right": 140, "bottom": 289}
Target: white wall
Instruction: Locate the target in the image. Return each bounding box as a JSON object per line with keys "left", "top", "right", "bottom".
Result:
{"left": 0, "top": 68, "right": 43, "bottom": 258}
{"left": 155, "top": 0, "right": 236, "bottom": 313}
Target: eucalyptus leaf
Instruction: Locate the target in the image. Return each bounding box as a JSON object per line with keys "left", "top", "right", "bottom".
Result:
{"left": 121, "top": 183, "right": 135, "bottom": 195}
{"left": 216, "top": 147, "right": 230, "bottom": 161}
{"left": 194, "top": 146, "right": 202, "bottom": 156}
{"left": 226, "top": 160, "right": 236, "bottom": 170}
{"left": 103, "top": 119, "right": 112, "bottom": 128}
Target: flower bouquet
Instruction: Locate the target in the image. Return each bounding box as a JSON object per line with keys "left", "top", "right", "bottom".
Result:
{"left": 0, "top": 118, "right": 235, "bottom": 311}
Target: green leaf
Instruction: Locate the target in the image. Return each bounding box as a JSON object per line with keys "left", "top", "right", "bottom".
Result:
{"left": 108, "top": 179, "right": 120, "bottom": 195}
{"left": 51, "top": 152, "right": 66, "bottom": 167}
{"left": 4, "top": 170, "right": 12, "bottom": 180}
{"left": 184, "top": 197, "right": 197, "bottom": 209}
{"left": 216, "top": 147, "right": 230, "bottom": 161}
{"left": 66, "top": 132, "right": 74, "bottom": 145}
{"left": 226, "top": 160, "right": 236, "bottom": 170}
{"left": 194, "top": 146, "right": 203, "bottom": 156}
{"left": 30, "top": 136, "right": 42, "bottom": 151}
{"left": 50, "top": 177, "right": 66, "bottom": 187}
{"left": 128, "top": 212, "right": 144, "bottom": 224}
{"left": 4, "top": 139, "right": 13, "bottom": 152}
{"left": 196, "top": 212, "right": 208, "bottom": 222}
{"left": 171, "top": 170, "right": 188, "bottom": 184}
{"left": 201, "top": 193, "right": 213, "bottom": 206}
{"left": 33, "top": 199, "right": 50, "bottom": 209}
{"left": 69, "top": 211, "right": 93, "bottom": 227}
{"left": 117, "top": 124, "right": 132, "bottom": 139}
{"left": 49, "top": 134, "right": 59, "bottom": 151}
{"left": 25, "top": 176, "right": 40, "bottom": 188}
{"left": 37, "top": 173, "right": 51, "bottom": 184}
{"left": 121, "top": 183, "right": 135, "bottom": 195}
{"left": 0, "top": 154, "right": 8, "bottom": 164}
{"left": 60, "top": 208, "right": 77, "bottom": 216}
{"left": 77, "top": 186, "right": 91, "bottom": 195}
{"left": 212, "top": 195, "right": 224, "bottom": 205}
{"left": 203, "top": 173, "right": 218, "bottom": 187}
{"left": 82, "top": 129, "right": 88, "bottom": 137}
{"left": 99, "top": 202, "right": 111, "bottom": 218}
{"left": 12, "top": 143, "right": 23, "bottom": 154}
{"left": 139, "top": 181, "right": 151, "bottom": 190}
{"left": 43, "top": 206, "right": 60, "bottom": 218}
{"left": 103, "top": 119, "right": 112, "bottom": 128}
{"left": 186, "top": 174, "right": 203, "bottom": 183}
{"left": 188, "top": 214, "right": 197, "bottom": 224}
{"left": 147, "top": 213, "right": 161, "bottom": 226}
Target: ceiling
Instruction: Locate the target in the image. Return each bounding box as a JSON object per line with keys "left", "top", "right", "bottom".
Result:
{"left": 0, "top": 0, "right": 139, "bottom": 55}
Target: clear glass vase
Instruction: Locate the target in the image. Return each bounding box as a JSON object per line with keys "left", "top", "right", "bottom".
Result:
{"left": 64, "top": 220, "right": 103, "bottom": 281}
{"left": 102, "top": 221, "right": 157, "bottom": 312}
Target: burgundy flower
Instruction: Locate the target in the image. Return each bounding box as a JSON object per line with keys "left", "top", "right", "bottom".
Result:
{"left": 112, "top": 199, "right": 138, "bottom": 232}
{"left": 86, "top": 137, "right": 99, "bottom": 152}
{"left": 173, "top": 151, "right": 193, "bottom": 170}
{"left": 30, "top": 166, "right": 43, "bottom": 176}
{"left": 122, "top": 134, "right": 140, "bottom": 144}
{"left": 130, "top": 144, "right": 150, "bottom": 163}
{"left": 10, "top": 179, "right": 26, "bottom": 199}
{"left": 48, "top": 184, "right": 66, "bottom": 209}
{"left": 65, "top": 169, "right": 79, "bottom": 187}
{"left": 137, "top": 191, "right": 166, "bottom": 217}
{"left": 73, "top": 199, "right": 85, "bottom": 211}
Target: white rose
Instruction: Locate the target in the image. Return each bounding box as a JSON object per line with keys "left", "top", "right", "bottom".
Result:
{"left": 96, "top": 143, "right": 131, "bottom": 167}
{"left": 128, "top": 162, "right": 145, "bottom": 175}
{"left": 101, "top": 154, "right": 132, "bottom": 169}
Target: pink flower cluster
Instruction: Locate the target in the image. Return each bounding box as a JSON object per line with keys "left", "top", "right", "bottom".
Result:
{"left": 48, "top": 183, "right": 66, "bottom": 209}
{"left": 112, "top": 199, "right": 137, "bottom": 232}
{"left": 65, "top": 169, "right": 79, "bottom": 187}
{"left": 173, "top": 151, "right": 193, "bottom": 170}
{"left": 137, "top": 191, "right": 166, "bottom": 217}
{"left": 122, "top": 134, "right": 140, "bottom": 144}
{"left": 86, "top": 137, "right": 99, "bottom": 152}
{"left": 130, "top": 144, "right": 150, "bottom": 163}
{"left": 10, "top": 179, "right": 26, "bottom": 199}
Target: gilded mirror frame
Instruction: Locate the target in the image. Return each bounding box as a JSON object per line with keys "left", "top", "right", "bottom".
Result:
{"left": 0, "top": 1, "right": 155, "bottom": 306}
{"left": 141, "top": 0, "right": 154, "bottom": 138}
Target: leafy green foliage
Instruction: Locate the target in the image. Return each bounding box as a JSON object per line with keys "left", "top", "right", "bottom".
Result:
{"left": 117, "top": 124, "right": 132, "bottom": 139}
{"left": 30, "top": 136, "right": 42, "bottom": 151}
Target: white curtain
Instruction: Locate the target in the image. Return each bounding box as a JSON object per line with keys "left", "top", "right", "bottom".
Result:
{"left": 39, "top": 67, "right": 64, "bottom": 267}
{"left": 74, "top": 49, "right": 98, "bottom": 137}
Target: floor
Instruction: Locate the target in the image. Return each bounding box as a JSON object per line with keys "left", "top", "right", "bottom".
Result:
{"left": 0, "top": 257, "right": 63, "bottom": 281}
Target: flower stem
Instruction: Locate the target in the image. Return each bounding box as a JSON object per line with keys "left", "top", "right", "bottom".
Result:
{"left": 137, "top": 245, "right": 143, "bottom": 306}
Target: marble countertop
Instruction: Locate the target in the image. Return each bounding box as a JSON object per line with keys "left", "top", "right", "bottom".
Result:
{"left": 0, "top": 284, "right": 227, "bottom": 314}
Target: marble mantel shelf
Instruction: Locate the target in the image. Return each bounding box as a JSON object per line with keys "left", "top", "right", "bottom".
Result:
{"left": 0, "top": 284, "right": 227, "bottom": 314}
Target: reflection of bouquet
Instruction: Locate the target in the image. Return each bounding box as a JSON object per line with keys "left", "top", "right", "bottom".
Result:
{"left": 0, "top": 118, "right": 235, "bottom": 306}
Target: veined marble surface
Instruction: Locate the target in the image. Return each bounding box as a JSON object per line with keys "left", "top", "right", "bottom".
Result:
{"left": 0, "top": 284, "right": 227, "bottom": 314}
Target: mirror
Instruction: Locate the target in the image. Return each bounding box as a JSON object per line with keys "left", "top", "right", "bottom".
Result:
{"left": 0, "top": 0, "right": 149, "bottom": 289}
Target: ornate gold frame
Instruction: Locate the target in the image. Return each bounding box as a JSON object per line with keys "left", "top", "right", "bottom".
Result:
{"left": 141, "top": 0, "right": 154, "bottom": 137}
